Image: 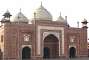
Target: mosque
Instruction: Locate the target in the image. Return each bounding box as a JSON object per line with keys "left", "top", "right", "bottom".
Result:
{"left": 0, "top": 3, "right": 88, "bottom": 60}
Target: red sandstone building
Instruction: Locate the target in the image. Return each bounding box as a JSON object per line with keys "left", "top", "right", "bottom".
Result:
{"left": 0, "top": 4, "right": 88, "bottom": 60}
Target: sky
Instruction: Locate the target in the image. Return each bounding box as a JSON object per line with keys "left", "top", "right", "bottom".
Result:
{"left": 0, "top": 0, "right": 89, "bottom": 40}
{"left": 0, "top": 0, "right": 89, "bottom": 27}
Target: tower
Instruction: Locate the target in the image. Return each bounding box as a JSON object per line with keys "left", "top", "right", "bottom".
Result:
{"left": 81, "top": 18, "right": 88, "bottom": 28}
{"left": 1, "top": 10, "right": 12, "bottom": 23}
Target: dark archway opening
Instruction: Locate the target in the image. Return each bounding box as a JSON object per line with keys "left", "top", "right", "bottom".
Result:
{"left": 88, "top": 49, "right": 89, "bottom": 57}
{"left": 0, "top": 49, "right": 3, "bottom": 60}
{"left": 69, "top": 47, "right": 76, "bottom": 58}
{"left": 22, "top": 47, "right": 31, "bottom": 60}
{"left": 44, "top": 34, "right": 59, "bottom": 58}
{"left": 43, "top": 47, "right": 50, "bottom": 58}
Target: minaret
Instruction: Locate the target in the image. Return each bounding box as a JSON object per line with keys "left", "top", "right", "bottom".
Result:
{"left": 77, "top": 21, "right": 79, "bottom": 28}
{"left": 81, "top": 18, "right": 88, "bottom": 29}
{"left": 1, "top": 10, "right": 12, "bottom": 23}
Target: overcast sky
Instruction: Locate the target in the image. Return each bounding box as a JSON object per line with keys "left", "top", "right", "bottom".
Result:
{"left": 0, "top": 0, "right": 89, "bottom": 40}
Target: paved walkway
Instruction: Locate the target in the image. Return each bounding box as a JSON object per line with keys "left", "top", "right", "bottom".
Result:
{"left": 44, "top": 57, "right": 89, "bottom": 60}
{"left": 69, "top": 57, "right": 89, "bottom": 60}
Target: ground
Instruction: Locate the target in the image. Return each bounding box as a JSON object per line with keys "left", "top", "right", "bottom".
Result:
{"left": 43, "top": 57, "right": 89, "bottom": 60}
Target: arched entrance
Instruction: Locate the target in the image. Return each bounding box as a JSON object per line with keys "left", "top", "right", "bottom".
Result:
{"left": 69, "top": 47, "right": 76, "bottom": 58}
{"left": 44, "top": 34, "right": 59, "bottom": 58}
{"left": 22, "top": 47, "right": 31, "bottom": 60}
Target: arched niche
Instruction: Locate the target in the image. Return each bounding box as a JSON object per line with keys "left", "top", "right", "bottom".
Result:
{"left": 43, "top": 34, "right": 59, "bottom": 58}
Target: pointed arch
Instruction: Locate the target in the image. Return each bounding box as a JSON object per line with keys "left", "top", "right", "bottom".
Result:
{"left": 43, "top": 32, "right": 60, "bottom": 40}
{"left": 44, "top": 34, "right": 59, "bottom": 58}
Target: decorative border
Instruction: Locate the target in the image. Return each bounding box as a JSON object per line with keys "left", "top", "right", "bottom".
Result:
{"left": 37, "top": 25, "right": 64, "bottom": 55}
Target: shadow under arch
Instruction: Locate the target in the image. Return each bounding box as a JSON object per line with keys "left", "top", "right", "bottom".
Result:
{"left": 22, "top": 47, "right": 31, "bottom": 60}
{"left": 44, "top": 34, "right": 59, "bottom": 58}
{"left": 69, "top": 47, "right": 76, "bottom": 58}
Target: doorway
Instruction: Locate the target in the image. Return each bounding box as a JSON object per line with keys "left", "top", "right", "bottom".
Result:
{"left": 69, "top": 47, "right": 76, "bottom": 58}
{"left": 43, "top": 47, "right": 50, "bottom": 58}
{"left": 22, "top": 47, "right": 31, "bottom": 60}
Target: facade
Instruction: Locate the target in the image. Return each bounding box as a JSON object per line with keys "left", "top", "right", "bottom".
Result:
{"left": 0, "top": 4, "right": 88, "bottom": 60}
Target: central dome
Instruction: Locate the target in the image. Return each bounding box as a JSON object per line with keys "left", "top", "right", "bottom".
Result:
{"left": 32, "top": 3, "right": 52, "bottom": 20}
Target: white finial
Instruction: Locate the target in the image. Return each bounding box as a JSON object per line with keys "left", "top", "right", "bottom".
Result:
{"left": 20, "top": 8, "right": 22, "bottom": 13}
{"left": 65, "top": 16, "right": 67, "bottom": 20}
{"left": 41, "top": 1, "right": 42, "bottom": 7}
{"left": 60, "top": 12, "right": 61, "bottom": 16}
{"left": 77, "top": 21, "right": 79, "bottom": 28}
{"left": 34, "top": 12, "right": 36, "bottom": 20}
{"left": 84, "top": 18, "right": 87, "bottom": 21}
{"left": 65, "top": 16, "right": 68, "bottom": 24}
{"left": 6, "top": 9, "right": 10, "bottom": 13}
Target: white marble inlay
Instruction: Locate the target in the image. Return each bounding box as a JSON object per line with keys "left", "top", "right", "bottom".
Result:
{"left": 24, "top": 34, "right": 31, "bottom": 42}
{"left": 37, "top": 25, "right": 64, "bottom": 55}
{"left": 43, "top": 31, "right": 60, "bottom": 40}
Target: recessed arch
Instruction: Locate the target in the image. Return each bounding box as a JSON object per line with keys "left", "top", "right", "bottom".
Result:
{"left": 22, "top": 47, "right": 31, "bottom": 60}
{"left": 44, "top": 34, "right": 59, "bottom": 58}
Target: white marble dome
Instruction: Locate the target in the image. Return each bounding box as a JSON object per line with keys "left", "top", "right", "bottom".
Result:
{"left": 13, "top": 12, "right": 29, "bottom": 23}
{"left": 57, "top": 13, "right": 67, "bottom": 24}
{"left": 32, "top": 4, "right": 52, "bottom": 20}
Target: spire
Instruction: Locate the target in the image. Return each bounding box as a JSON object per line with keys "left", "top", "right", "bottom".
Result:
{"left": 77, "top": 21, "right": 79, "bottom": 28}
{"left": 6, "top": 10, "right": 9, "bottom": 13}
{"left": 17, "top": 8, "right": 22, "bottom": 19}
{"left": 40, "top": 1, "right": 43, "bottom": 7}
{"left": 60, "top": 12, "right": 61, "bottom": 16}
{"left": 34, "top": 12, "right": 36, "bottom": 20}
{"left": 41, "top": 1, "right": 42, "bottom": 6}
{"left": 20, "top": 8, "right": 22, "bottom": 13}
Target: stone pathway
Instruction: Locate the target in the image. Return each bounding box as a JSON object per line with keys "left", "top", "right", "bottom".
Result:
{"left": 44, "top": 57, "right": 89, "bottom": 60}
{"left": 69, "top": 57, "right": 89, "bottom": 60}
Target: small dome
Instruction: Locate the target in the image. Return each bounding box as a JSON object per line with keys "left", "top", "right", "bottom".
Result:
{"left": 1, "top": 18, "right": 8, "bottom": 23}
{"left": 57, "top": 13, "right": 67, "bottom": 24}
{"left": 13, "top": 12, "right": 28, "bottom": 23}
{"left": 82, "top": 18, "right": 87, "bottom": 22}
{"left": 32, "top": 3, "right": 52, "bottom": 20}
{"left": 81, "top": 18, "right": 88, "bottom": 24}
